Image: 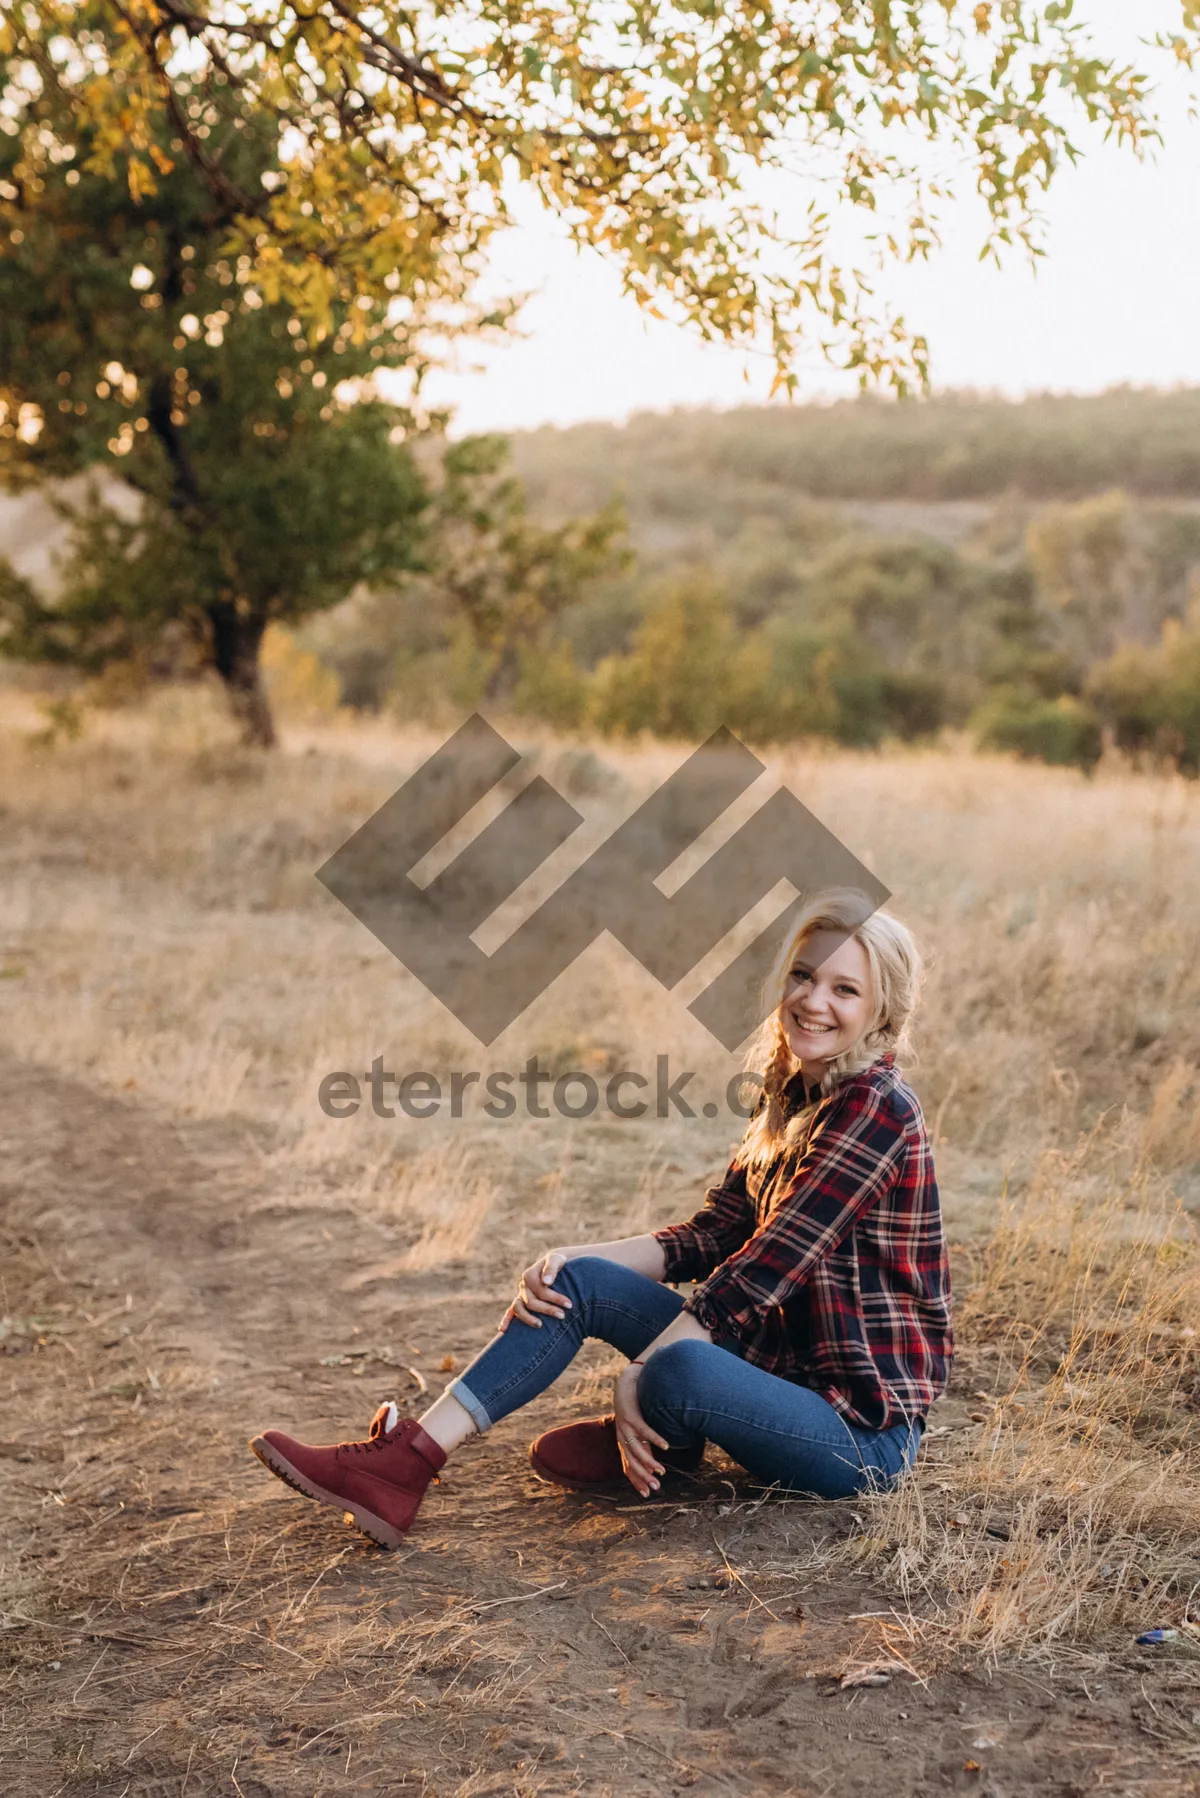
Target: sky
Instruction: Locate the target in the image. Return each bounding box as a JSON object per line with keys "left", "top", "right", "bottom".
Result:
{"left": 419, "top": 3, "right": 1200, "bottom": 437}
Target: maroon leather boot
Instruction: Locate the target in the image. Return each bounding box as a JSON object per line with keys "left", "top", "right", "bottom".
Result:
{"left": 250, "top": 1402, "right": 445, "bottom": 1548}
{"left": 530, "top": 1415, "right": 704, "bottom": 1491}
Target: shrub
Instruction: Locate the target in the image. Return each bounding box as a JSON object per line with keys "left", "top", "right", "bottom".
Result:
{"left": 261, "top": 625, "right": 341, "bottom": 723}
{"left": 971, "top": 688, "right": 1102, "bottom": 769}
{"left": 588, "top": 581, "right": 742, "bottom": 739}
{"left": 1087, "top": 615, "right": 1200, "bottom": 774}
{"left": 831, "top": 666, "right": 949, "bottom": 747}
{"left": 510, "top": 638, "right": 590, "bottom": 731}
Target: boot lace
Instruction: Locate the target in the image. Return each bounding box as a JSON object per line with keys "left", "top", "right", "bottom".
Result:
{"left": 341, "top": 1421, "right": 405, "bottom": 1455}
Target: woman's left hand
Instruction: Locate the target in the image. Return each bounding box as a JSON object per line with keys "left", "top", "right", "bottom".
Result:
{"left": 613, "top": 1364, "right": 670, "bottom": 1498}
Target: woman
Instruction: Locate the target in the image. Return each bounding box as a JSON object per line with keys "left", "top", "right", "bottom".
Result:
{"left": 251, "top": 889, "right": 952, "bottom": 1548}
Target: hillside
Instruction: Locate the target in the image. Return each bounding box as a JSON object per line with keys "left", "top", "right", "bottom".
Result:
{"left": 508, "top": 388, "right": 1200, "bottom": 528}
{"left": 474, "top": 389, "right": 1200, "bottom": 770}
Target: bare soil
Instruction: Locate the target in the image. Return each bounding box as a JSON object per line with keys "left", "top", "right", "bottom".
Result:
{"left": 4, "top": 1053, "right": 1200, "bottom": 1797}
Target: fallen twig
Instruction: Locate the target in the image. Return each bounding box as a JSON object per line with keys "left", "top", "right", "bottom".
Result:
{"left": 590, "top": 1611, "right": 633, "bottom": 1665}
{"left": 71, "top": 1645, "right": 108, "bottom": 1705}
{"left": 711, "top": 1532, "right": 784, "bottom": 1624}
{"left": 470, "top": 1581, "right": 567, "bottom": 1612}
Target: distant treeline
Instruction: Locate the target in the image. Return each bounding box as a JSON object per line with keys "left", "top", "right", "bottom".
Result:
{"left": 290, "top": 388, "right": 1200, "bottom": 773}
{"left": 509, "top": 388, "right": 1200, "bottom": 515}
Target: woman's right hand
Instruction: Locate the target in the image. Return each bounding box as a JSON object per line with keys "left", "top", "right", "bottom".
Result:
{"left": 499, "top": 1249, "right": 574, "bottom": 1330}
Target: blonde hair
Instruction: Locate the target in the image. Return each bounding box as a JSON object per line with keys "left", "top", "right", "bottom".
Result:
{"left": 739, "top": 888, "right": 924, "bottom": 1169}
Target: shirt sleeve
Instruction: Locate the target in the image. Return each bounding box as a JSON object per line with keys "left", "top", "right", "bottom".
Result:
{"left": 682, "top": 1087, "right": 908, "bottom": 1340}
{"left": 653, "top": 1160, "right": 755, "bottom": 1284}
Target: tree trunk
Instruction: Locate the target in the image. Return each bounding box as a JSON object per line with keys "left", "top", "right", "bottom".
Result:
{"left": 147, "top": 369, "right": 276, "bottom": 741}
{"left": 208, "top": 602, "right": 276, "bottom": 748}
{"left": 483, "top": 636, "right": 520, "bottom": 707}
{"left": 147, "top": 371, "right": 202, "bottom": 507}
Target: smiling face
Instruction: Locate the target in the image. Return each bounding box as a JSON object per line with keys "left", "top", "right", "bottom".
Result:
{"left": 780, "top": 928, "right": 876, "bottom": 1072}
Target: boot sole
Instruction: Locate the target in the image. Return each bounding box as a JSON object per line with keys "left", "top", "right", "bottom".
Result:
{"left": 249, "top": 1435, "right": 408, "bottom": 1549}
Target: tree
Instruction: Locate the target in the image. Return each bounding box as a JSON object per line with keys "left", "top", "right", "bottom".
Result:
{"left": 1087, "top": 604, "right": 1200, "bottom": 774}
{"left": 1026, "top": 492, "right": 1200, "bottom": 670}
{"left": 279, "top": 437, "right": 627, "bottom": 720}
{"left": 0, "top": 2, "right": 1178, "bottom": 399}
{"left": 0, "top": 103, "right": 436, "bottom": 743}
{"left": 424, "top": 435, "right": 626, "bottom": 704}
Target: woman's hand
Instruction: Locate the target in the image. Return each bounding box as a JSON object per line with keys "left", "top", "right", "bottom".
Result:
{"left": 613, "top": 1364, "right": 670, "bottom": 1498}
{"left": 499, "top": 1248, "right": 574, "bottom": 1331}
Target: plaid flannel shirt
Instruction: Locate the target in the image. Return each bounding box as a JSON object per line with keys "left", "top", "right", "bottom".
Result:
{"left": 653, "top": 1053, "right": 952, "bottom": 1430}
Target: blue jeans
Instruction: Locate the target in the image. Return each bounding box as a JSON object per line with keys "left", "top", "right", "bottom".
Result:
{"left": 446, "top": 1256, "right": 922, "bottom": 1500}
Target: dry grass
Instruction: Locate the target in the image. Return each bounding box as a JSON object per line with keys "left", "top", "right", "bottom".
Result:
{"left": 392, "top": 1143, "right": 500, "bottom": 1271}
{"left": 841, "top": 1115, "right": 1200, "bottom": 1662}
{"left": 2, "top": 680, "right": 1200, "bottom": 1678}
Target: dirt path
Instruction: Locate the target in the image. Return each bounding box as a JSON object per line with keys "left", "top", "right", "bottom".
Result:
{"left": 2, "top": 1053, "right": 1194, "bottom": 1798}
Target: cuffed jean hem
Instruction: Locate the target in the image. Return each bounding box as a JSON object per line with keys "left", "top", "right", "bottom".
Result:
{"left": 445, "top": 1376, "right": 493, "bottom": 1434}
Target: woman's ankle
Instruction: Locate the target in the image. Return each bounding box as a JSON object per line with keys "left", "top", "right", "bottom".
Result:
{"left": 417, "top": 1390, "right": 478, "bottom": 1457}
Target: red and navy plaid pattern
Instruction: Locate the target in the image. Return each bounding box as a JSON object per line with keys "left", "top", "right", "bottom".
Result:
{"left": 654, "top": 1052, "right": 952, "bottom": 1430}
